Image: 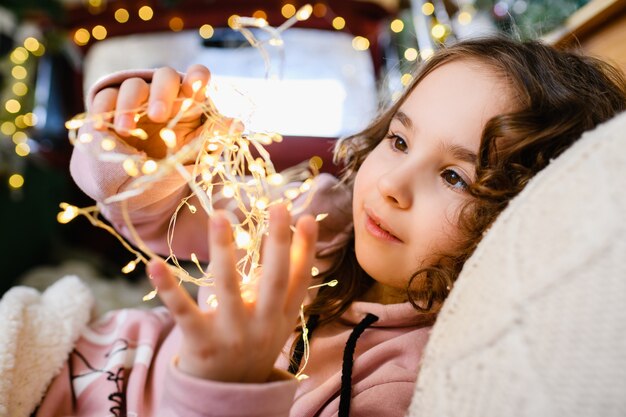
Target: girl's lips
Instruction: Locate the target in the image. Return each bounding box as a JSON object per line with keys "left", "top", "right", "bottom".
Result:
{"left": 364, "top": 213, "right": 402, "bottom": 243}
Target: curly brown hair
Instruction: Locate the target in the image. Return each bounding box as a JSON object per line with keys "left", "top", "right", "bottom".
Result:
{"left": 305, "top": 36, "right": 626, "bottom": 325}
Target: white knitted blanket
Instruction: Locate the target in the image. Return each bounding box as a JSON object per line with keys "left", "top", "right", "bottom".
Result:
{"left": 409, "top": 111, "right": 626, "bottom": 416}
{"left": 0, "top": 276, "right": 93, "bottom": 417}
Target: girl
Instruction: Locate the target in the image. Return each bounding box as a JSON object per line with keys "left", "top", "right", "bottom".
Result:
{"left": 37, "top": 37, "right": 625, "bottom": 416}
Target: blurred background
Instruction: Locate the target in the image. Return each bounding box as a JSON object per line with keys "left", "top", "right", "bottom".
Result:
{"left": 1, "top": 0, "right": 624, "bottom": 309}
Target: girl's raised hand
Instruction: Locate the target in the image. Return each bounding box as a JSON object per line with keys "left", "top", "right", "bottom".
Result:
{"left": 90, "top": 64, "right": 240, "bottom": 159}
{"left": 147, "top": 204, "right": 318, "bottom": 383}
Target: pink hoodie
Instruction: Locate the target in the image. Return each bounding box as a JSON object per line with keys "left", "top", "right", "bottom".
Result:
{"left": 35, "top": 71, "right": 434, "bottom": 417}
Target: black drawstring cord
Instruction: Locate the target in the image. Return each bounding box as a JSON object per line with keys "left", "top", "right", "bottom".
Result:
{"left": 338, "top": 313, "right": 379, "bottom": 417}
{"left": 288, "top": 314, "right": 320, "bottom": 375}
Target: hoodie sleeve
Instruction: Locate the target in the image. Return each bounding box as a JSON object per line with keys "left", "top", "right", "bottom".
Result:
{"left": 159, "top": 360, "right": 298, "bottom": 417}
{"left": 70, "top": 69, "right": 353, "bottom": 264}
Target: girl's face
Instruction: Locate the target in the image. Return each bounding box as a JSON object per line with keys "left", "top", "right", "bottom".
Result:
{"left": 352, "top": 59, "right": 514, "bottom": 304}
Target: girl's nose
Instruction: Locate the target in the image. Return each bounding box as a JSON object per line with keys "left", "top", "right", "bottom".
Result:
{"left": 377, "top": 167, "right": 413, "bottom": 209}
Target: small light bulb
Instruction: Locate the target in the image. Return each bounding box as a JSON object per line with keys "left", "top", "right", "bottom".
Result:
{"left": 57, "top": 205, "right": 79, "bottom": 224}
{"left": 142, "top": 160, "right": 158, "bottom": 174}
{"left": 122, "top": 260, "right": 137, "bottom": 273}
{"left": 222, "top": 185, "right": 235, "bottom": 198}
{"left": 123, "top": 159, "right": 139, "bottom": 176}
{"left": 143, "top": 289, "right": 158, "bottom": 301}
{"left": 235, "top": 229, "right": 252, "bottom": 249}
{"left": 267, "top": 173, "right": 284, "bottom": 186}
{"left": 180, "top": 98, "right": 194, "bottom": 112}
{"left": 296, "top": 4, "right": 313, "bottom": 20}
{"left": 160, "top": 128, "right": 177, "bottom": 148}
{"left": 129, "top": 128, "right": 148, "bottom": 140}
{"left": 315, "top": 213, "right": 328, "bottom": 222}
{"left": 65, "top": 119, "right": 84, "bottom": 130}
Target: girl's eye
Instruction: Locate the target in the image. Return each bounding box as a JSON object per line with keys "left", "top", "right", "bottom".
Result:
{"left": 386, "top": 134, "right": 408, "bottom": 153}
{"left": 441, "top": 169, "right": 468, "bottom": 191}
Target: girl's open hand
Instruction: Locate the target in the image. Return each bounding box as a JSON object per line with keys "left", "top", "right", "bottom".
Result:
{"left": 147, "top": 204, "right": 318, "bottom": 383}
{"left": 90, "top": 64, "right": 240, "bottom": 159}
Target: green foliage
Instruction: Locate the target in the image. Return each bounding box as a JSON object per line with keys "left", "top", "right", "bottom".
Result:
{"left": 475, "top": 0, "right": 591, "bottom": 40}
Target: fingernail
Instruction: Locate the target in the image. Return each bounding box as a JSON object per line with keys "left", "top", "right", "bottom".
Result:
{"left": 149, "top": 100, "right": 167, "bottom": 120}
{"left": 211, "top": 215, "right": 231, "bottom": 243}
{"left": 115, "top": 114, "right": 132, "bottom": 132}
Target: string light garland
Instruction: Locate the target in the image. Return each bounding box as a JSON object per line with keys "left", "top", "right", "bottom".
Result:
{"left": 60, "top": 5, "right": 336, "bottom": 376}
{"left": 1, "top": 36, "right": 44, "bottom": 190}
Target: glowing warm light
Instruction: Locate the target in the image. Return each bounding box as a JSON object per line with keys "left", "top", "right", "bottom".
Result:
{"left": 15, "top": 142, "right": 30, "bottom": 157}
{"left": 138, "top": 6, "right": 154, "bottom": 21}
{"left": 421, "top": 48, "right": 435, "bottom": 60}
{"left": 143, "top": 290, "right": 158, "bottom": 301}
{"left": 235, "top": 229, "right": 252, "bottom": 249}
{"left": 404, "top": 48, "right": 418, "bottom": 61}
{"left": 199, "top": 24, "right": 214, "bottom": 39}
{"left": 228, "top": 15, "right": 240, "bottom": 28}
{"left": 401, "top": 73, "right": 413, "bottom": 86}
{"left": 65, "top": 119, "right": 85, "bottom": 130}
{"left": 352, "top": 36, "right": 369, "bottom": 51}
{"left": 15, "top": 115, "right": 26, "bottom": 129}
{"left": 422, "top": 2, "right": 435, "bottom": 16}
{"left": 61, "top": 15, "right": 327, "bottom": 367}
{"left": 315, "top": 213, "right": 328, "bottom": 222}
{"left": 88, "top": 0, "right": 102, "bottom": 7}
{"left": 123, "top": 159, "right": 139, "bottom": 176}
{"left": 122, "top": 260, "right": 137, "bottom": 273}
{"left": 284, "top": 188, "right": 300, "bottom": 199}
{"left": 281, "top": 4, "right": 296, "bottom": 18}
{"left": 267, "top": 173, "right": 284, "bottom": 186}
{"left": 8, "top": 174, "right": 25, "bottom": 189}
{"left": 5, "top": 99, "right": 21, "bottom": 114}
{"left": 101, "top": 138, "right": 116, "bottom": 150}
{"left": 92, "top": 25, "right": 108, "bottom": 40}
{"left": 390, "top": 19, "right": 404, "bottom": 33}
{"left": 115, "top": 8, "right": 130, "bottom": 23}
{"left": 1, "top": 122, "right": 16, "bottom": 135}
{"left": 23, "top": 37, "right": 40, "bottom": 52}
{"left": 296, "top": 4, "right": 313, "bottom": 20}
{"left": 23, "top": 112, "right": 37, "bottom": 126}
{"left": 169, "top": 17, "right": 184, "bottom": 31}
{"left": 180, "top": 98, "right": 193, "bottom": 112}
{"left": 254, "top": 197, "right": 268, "bottom": 210}
{"left": 431, "top": 23, "right": 446, "bottom": 39}
{"left": 313, "top": 3, "right": 327, "bottom": 17}
{"left": 222, "top": 184, "right": 235, "bottom": 198}
{"left": 10, "top": 47, "right": 28, "bottom": 64}
{"left": 332, "top": 16, "right": 345, "bottom": 30}
{"left": 310, "top": 156, "right": 323, "bottom": 170}
{"left": 74, "top": 28, "right": 91, "bottom": 45}
{"left": 142, "top": 160, "right": 158, "bottom": 174}
{"left": 129, "top": 128, "right": 148, "bottom": 140}
{"left": 458, "top": 11, "right": 472, "bottom": 25}
{"left": 311, "top": 266, "right": 319, "bottom": 276}
{"left": 12, "top": 127, "right": 29, "bottom": 139}
{"left": 32, "top": 44, "right": 45, "bottom": 56}
{"left": 11, "top": 66, "right": 27, "bottom": 80}
{"left": 12, "top": 81, "right": 28, "bottom": 96}
{"left": 252, "top": 10, "right": 267, "bottom": 20}
{"left": 78, "top": 132, "right": 93, "bottom": 143}
{"left": 160, "top": 128, "right": 177, "bottom": 148}
{"left": 57, "top": 204, "right": 79, "bottom": 224}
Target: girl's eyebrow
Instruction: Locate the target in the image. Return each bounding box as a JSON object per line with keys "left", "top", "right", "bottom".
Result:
{"left": 447, "top": 143, "right": 478, "bottom": 165}
{"left": 392, "top": 110, "right": 413, "bottom": 130}
{"left": 394, "top": 110, "right": 477, "bottom": 165}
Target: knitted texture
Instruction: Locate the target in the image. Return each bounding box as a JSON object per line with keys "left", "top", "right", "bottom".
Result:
{"left": 0, "top": 276, "right": 94, "bottom": 417}
{"left": 409, "top": 110, "right": 626, "bottom": 417}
